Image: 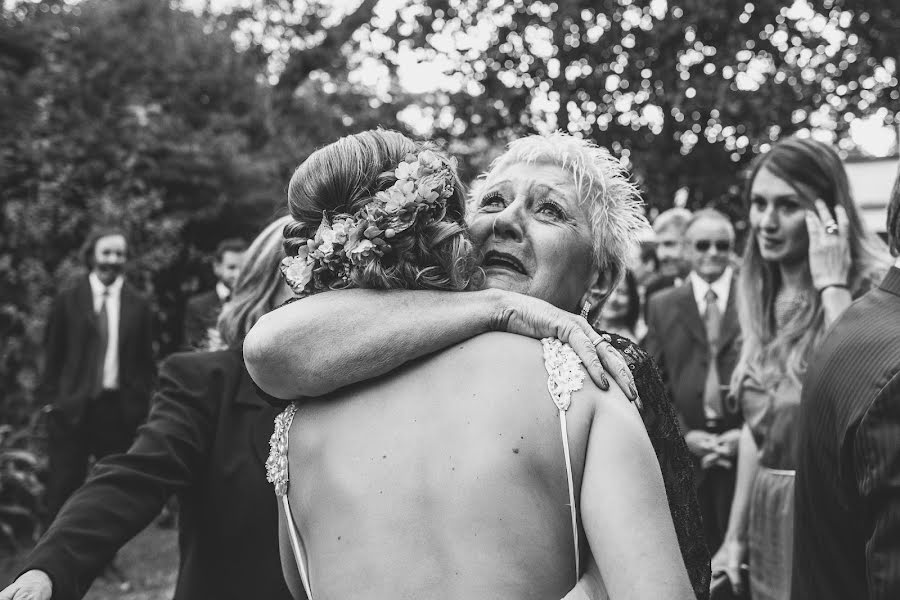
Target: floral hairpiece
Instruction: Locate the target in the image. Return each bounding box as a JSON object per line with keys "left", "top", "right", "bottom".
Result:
{"left": 280, "top": 149, "right": 456, "bottom": 295}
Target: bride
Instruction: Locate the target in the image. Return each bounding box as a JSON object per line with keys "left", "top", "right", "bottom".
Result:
{"left": 259, "top": 130, "right": 696, "bottom": 599}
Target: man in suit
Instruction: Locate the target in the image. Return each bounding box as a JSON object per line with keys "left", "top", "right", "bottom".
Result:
{"left": 182, "top": 238, "right": 246, "bottom": 349}
{"left": 792, "top": 173, "right": 900, "bottom": 599}
{"left": 3, "top": 217, "right": 296, "bottom": 600}
{"left": 38, "top": 227, "right": 156, "bottom": 521}
{"left": 644, "top": 208, "right": 742, "bottom": 551}
{"left": 644, "top": 207, "right": 693, "bottom": 302}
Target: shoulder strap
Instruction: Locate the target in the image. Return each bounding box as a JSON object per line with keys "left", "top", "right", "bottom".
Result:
{"left": 541, "top": 338, "right": 585, "bottom": 584}
{"left": 266, "top": 404, "right": 314, "bottom": 600}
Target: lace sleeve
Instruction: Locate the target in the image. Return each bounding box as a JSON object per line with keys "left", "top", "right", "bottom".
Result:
{"left": 604, "top": 332, "right": 711, "bottom": 600}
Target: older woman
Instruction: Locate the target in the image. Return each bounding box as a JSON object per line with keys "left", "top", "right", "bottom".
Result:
{"left": 2, "top": 217, "right": 297, "bottom": 600}
{"left": 710, "top": 136, "right": 892, "bottom": 599}
{"left": 261, "top": 129, "right": 693, "bottom": 600}
{"left": 247, "top": 131, "right": 709, "bottom": 598}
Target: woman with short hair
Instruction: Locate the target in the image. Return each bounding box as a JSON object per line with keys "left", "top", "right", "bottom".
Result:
{"left": 251, "top": 130, "right": 707, "bottom": 599}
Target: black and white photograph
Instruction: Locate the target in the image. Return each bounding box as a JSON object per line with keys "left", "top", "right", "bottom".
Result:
{"left": 1, "top": 0, "right": 898, "bottom": 598}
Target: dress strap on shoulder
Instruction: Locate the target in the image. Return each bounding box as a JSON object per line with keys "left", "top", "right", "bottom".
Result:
{"left": 541, "top": 338, "right": 585, "bottom": 583}
{"left": 266, "top": 404, "right": 313, "bottom": 600}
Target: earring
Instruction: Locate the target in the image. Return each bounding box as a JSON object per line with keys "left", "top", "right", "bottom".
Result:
{"left": 580, "top": 301, "right": 591, "bottom": 320}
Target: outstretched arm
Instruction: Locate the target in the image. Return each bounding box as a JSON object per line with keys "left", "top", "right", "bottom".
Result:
{"left": 580, "top": 388, "right": 694, "bottom": 599}
{"left": 244, "top": 288, "right": 637, "bottom": 401}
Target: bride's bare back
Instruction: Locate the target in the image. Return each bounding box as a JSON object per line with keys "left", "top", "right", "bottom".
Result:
{"left": 278, "top": 332, "right": 691, "bottom": 600}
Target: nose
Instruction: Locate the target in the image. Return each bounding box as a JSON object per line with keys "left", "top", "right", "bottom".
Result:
{"left": 491, "top": 199, "right": 525, "bottom": 243}
{"left": 759, "top": 204, "right": 779, "bottom": 232}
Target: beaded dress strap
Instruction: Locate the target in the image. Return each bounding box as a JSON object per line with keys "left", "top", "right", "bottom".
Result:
{"left": 541, "top": 337, "right": 585, "bottom": 584}
{"left": 266, "top": 404, "right": 314, "bottom": 600}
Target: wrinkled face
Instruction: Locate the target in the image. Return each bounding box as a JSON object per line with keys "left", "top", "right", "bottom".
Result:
{"left": 654, "top": 227, "right": 687, "bottom": 278}
{"left": 468, "top": 161, "right": 597, "bottom": 311}
{"left": 214, "top": 250, "right": 244, "bottom": 290}
{"left": 749, "top": 167, "right": 811, "bottom": 265}
{"left": 92, "top": 234, "right": 127, "bottom": 286}
{"left": 685, "top": 217, "right": 734, "bottom": 283}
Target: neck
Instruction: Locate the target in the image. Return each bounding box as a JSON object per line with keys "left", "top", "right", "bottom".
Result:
{"left": 777, "top": 258, "right": 807, "bottom": 293}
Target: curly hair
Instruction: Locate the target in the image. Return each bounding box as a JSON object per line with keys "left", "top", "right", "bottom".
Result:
{"left": 284, "top": 130, "right": 478, "bottom": 292}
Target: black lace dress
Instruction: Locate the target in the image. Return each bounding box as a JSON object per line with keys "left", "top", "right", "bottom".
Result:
{"left": 603, "top": 332, "right": 710, "bottom": 600}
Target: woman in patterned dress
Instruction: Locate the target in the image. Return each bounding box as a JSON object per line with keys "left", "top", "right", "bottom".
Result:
{"left": 711, "top": 136, "right": 891, "bottom": 599}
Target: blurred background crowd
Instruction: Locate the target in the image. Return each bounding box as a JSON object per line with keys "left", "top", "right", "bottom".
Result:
{"left": 1, "top": 0, "right": 899, "bottom": 597}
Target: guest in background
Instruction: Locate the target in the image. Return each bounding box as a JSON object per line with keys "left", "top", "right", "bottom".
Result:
{"left": 644, "top": 209, "right": 742, "bottom": 552}
{"left": 792, "top": 169, "right": 900, "bottom": 600}
{"left": 645, "top": 207, "right": 693, "bottom": 301}
{"left": 2, "top": 217, "right": 296, "bottom": 600}
{"left": 38, "top": 226, "right": 155, "bottom": 522}
{"left": 711, "top": 136, "right": 891, "bottom": 599}
{"left": 182, "top": 237, "right": 246, "bottom": 349}
{"left": 587, "top": 271, "right": 641, "bottom": 342}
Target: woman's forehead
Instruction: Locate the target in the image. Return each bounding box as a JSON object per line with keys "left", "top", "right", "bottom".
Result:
{"left": 483, "top": 161, "right": 578, "bottom": 193}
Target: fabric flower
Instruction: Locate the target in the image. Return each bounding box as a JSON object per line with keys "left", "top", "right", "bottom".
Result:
{"left": 395, "top": 160, "right": 419, "bottom": 180}
{"left": 417, "top": 150, "right": 442, "bottom": 172}
{"left": 280, "top": 250, "right": 313, "bottom": 295}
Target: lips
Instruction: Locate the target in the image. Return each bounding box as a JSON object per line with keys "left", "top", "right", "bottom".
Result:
{"left": 482, "top": 250, "right": 527, "bottom": 275}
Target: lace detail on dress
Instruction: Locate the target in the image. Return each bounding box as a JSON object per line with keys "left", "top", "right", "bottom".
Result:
{"left": 266, "top": 403, "right": 297, "bottom": 497}
{"left": 541, "top": 338, "right": 585, "bottom": 411}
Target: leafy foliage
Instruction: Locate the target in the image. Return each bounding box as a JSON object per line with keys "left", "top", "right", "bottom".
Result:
{"left": 373, "top": 0, "right": 899, "bottom": 224}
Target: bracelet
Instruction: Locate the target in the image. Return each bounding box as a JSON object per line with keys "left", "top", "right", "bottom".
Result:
{"left": 817, "top": 283, "right": 849, "bottom": 294}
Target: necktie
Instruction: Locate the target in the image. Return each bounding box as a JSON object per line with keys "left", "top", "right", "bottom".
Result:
{"left": 702, "top": 288, "right": 723, "bottom": 422}
{"left": 96, "top": 288, "right": 109, "bottom": 394}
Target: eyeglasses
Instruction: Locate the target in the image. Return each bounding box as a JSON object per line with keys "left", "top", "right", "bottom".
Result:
{"left": 693, "top": 239, "right": 732, "bottom": 253}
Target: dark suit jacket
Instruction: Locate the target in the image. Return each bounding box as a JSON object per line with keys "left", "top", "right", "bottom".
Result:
{"left": 38, "top": 276, "right": 155, "bottom": 425}
{"left": 792, "top": 266, "right": 900, "bottom": 600}
{"left": 643, "top": 278, "right": 742, "bottom": 432}
{"left": 24, "top": 349, "right": 295, "bottom": 600}
{"left": 183, "top": 289, "right": 223, "bottom": 349}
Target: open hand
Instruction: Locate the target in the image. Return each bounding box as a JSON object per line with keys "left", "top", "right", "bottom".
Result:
{"left": 0, "top": 570, "right": 52, "bottom": 600}
{"left": 806, "top": 200, "right": 850, "bottom": 292}
{"left": 490, "top": 290, "right": 640, "bottom": 407}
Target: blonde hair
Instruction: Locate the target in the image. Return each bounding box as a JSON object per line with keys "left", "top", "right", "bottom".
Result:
{"left": 731, "top": 137, "right": 891, "bottom": 389}
{"left": 479, "top": 132, "right": 650, "bottom": 293}
{"left": 216, "top": 215, "right": 293, "bottom": 349}
{"left": 283, "top": 130, "right": 478, "bottom": 292}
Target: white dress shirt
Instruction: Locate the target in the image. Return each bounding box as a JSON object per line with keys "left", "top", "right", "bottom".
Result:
{"left": 690, "top": 267, "right": 732, "bottom": 317}
{"left": 89, "top": 272, "right": 123, "bottom": 390}
{"left": 216, "top": 281, "right": 230, "bottom": 303}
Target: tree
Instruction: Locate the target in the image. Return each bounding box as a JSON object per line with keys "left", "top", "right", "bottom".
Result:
{"left": 374, "top": 0, "right": 899, "bottom": 223}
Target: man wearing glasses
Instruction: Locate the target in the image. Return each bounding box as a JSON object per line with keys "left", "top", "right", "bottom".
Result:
{"left": 644, "top": 208, "right": 743, "bottom": 552}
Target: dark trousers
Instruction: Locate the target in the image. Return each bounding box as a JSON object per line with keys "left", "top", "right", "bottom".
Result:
{"left": 46, "top": 390, "right": 137, "bottom": 522}
{"left": 698, "top": 465, "right": 736, "bottom": 551}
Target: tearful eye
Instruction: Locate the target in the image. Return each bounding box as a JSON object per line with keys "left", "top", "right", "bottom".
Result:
{"left": 479, "top": 192, "right": 505, "bottom": 211}
{"left": 537, "top": 201, "right": 565, "bottom": 219}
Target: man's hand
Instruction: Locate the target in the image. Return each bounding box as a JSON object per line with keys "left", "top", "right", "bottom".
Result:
{"left": 490, "top": 290, "right": 640, "bottom": 406}
{"left": 684, "top": 430, "right": 716, "bottom": 459}
{"left": 713, "top": 428, "right": 741, "bottom": 459}
{"left": 0, "top": 570, "right": 52, "bottom": 600}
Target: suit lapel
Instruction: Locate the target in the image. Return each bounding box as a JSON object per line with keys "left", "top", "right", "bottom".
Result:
{"left": 718, "top": 279, "right": 741, "bottom": 351}
{"left": 77, "top": 277, "right": 99, "bottom": 333}
{"left": 233, "top": 367, "right": 278, "bottom": 468}
{"left": 674, "top": 283, "right": 708, "bottom": 347}
{"left": 119, "top": 284, "right": 136, "bottom": 349}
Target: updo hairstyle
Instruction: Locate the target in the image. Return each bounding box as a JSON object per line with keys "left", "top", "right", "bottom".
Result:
{"left": 283, "top": 130, "right": 478, "bottom": 291}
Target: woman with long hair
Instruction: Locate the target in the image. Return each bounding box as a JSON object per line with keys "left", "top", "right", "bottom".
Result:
{"left": 711, "top": 136, "right": 891, "bottom": 599}
{"left": 3, "top": 216, "right": 298, "bottom": 600}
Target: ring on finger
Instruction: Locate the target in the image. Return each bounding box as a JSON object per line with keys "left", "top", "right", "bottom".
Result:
{"left": 824, "top": 220, "right": 839, "bottom": 235}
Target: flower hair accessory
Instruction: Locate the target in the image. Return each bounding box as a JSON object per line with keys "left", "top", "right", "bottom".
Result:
{"left": 280, "top": 149, "right": 456, "bottom": 295}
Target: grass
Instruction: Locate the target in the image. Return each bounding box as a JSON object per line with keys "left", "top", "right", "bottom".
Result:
{"left": 0, "top": 523, "right": 178, "bottom": 600}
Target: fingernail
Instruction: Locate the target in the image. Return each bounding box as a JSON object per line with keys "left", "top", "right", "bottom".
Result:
{"left": 599, "top": 373, "right": 609, "bottom": 390}
{"left": 630, "top": 383, "right": 638, "bottom": 400}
